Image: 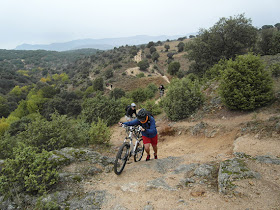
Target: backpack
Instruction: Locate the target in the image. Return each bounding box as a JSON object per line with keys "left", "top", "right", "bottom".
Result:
{"left": 125, "top": 105, "right": 131, "bottom": 112}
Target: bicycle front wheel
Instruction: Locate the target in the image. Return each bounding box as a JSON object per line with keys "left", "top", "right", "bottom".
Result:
{"left": 134, "top": 138, "right": 144, "bottom": 162}
{"left": 114, "top": 143, "right": 130, "bottom": 175}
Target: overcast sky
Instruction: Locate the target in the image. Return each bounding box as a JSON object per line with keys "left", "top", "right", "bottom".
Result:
{"left": 0, "top": 0, "right": 279, "bottom": 49}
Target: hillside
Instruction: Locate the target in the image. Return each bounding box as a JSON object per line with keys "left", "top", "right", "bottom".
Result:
{"left": 14, "top": 35, "right": 192, "bottom": 51}
{"left": 0, "top": 48, "right": 99, "bottom": 94}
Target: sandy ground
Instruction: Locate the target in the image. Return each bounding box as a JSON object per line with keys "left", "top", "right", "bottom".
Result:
{"left": 82, "top": 111, "right": 280, "bottom": 210}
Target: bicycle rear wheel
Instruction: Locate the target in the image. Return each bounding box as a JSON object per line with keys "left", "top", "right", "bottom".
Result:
{"left": 114, "top": 143, "right": 130, "bottom": 175}
{"left": 134, "top": 138, "right": 144, "bottom": 162}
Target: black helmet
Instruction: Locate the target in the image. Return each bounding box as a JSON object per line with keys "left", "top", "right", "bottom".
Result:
{"left": 137, "top": 108, "right": 148, "bottom": 121}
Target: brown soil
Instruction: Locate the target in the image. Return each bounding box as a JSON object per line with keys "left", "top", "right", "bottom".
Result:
{"left": 82, "top": 110, "right": 280, "bottom": 209}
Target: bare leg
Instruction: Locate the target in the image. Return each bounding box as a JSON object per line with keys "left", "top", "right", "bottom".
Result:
{"left": 144, "top": 143, "right": 151, "bottom": 156}
{"left": 152, "top": 144, "right": 157, "bottom": 156}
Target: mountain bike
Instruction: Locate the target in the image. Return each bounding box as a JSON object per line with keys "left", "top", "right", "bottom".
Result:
{"left": 114, "top": 125, "right": 144, "bottom": 175}
{"left": 160, "top": 90, "right": 164, "bottom": 98}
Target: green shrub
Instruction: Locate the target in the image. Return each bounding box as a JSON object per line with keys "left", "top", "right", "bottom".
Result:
{"left": 140, "top": 100, "right": 162, "bottom": 116}
{"left": 89, "top": 118, "right": 111, "bottom": 145}
{"left": 104, "top": 69, "right": 114, "bottom": 79}
{"left": 17, "top": 113, "right": 84, "bottom": 152}
{"left": 161, "top": 78, "right": 203, "bottom": 121}
{"left": 109, "top": 88, "right": 126, "bottom": 100}
{"left": 269, "top": 63, "right": 280, "bottom": 77}
{"left": 220, "top": 53, "right": 274, "bottom": 110}
{"left": 168, "top": 62, "right": 181, "bottom": 75}
{"left": 0, "top": 134, "right": 17, "bottom": 159}
{"left": 0, "top": 145, "right": 58, "bottom": 196}
{"left": 129, "top": 88, "right": 148, "bottom": 103}
{"left": 137, "top": 59, "right": 149, "bottom": 70}
{"left": 81, "top": 94, "right": 123, "bottom": 126}
{"left": 136, "top": 73, "right": 145, "bottom": 78}
{"left": 93, "top": 77, "right": 104, "bottom": 91}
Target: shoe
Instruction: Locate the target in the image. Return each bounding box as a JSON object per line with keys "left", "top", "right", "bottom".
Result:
{"left": 154, "top": 153, "right": 157, "bottom": 159}
{"left": 146, "top": 155, "right": 150, "bottom": 161}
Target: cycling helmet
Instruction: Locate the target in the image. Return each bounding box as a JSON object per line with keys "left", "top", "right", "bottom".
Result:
{"left": 131, "top": 103, "right": 136, "bottom": 107}
{"left": 137, "top": 108, "right": 148, "bottom": 122}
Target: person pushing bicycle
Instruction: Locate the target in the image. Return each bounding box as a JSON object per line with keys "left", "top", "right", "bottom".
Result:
{"left": 119, "top": 108, "right": 158, "bottom": 161}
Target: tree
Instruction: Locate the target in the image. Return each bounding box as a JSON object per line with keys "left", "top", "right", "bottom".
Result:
{"left": 0, "top": 96, "right": 10, "bottom": 118}
{"left": 81, "top": 94, "right": 123, "bottom": 126}
{"left": 104, "top": 69, "right": 113, "bottom": 79}
{"left": 168, "top": 62, "right": 180, "bottom": 75}
{"left": 164, "top": 44, "right": 170, "bottom": 52}
{"left": 161, "top": 78, "right": 203, "bottom": 121}
{"left": 152, "top": 52, "right": 160, "bottom": 62}
{"left": 256, "top": 28, "right": 280, "bottom": 55}
{"left": 177, "top": 42, "right": 185, "bottom": 52}
{"left": 137, "top": 59, "right": 149, "bottom": 70}
{"left": 275, "top": 23, "right": 280, "bottom": 31}
{"left": 93, "top": 77, "right": 104, "bottom": 91}
{"left": 185, "top": 14, "right": 257, "bottom": 75}
{"left": 261, "top": 25, "right": 274, "bottom": 30}
{"left": 150, "top": 46, "right": 156, "bottom": 54}
{"left": 220, "top": 53, "right": 274, "bottom": 110}
{"left": 147, "top": 41, "right": 155, "bottom": 48}
{"left": 109, "top": 88, "right": 125, "bottom": 100}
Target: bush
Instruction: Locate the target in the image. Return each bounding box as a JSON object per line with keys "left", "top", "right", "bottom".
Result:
{"left": 269, "top": 63, "right": 280, "bottom": 77}
{"left": 0, "top": 145, "right": 58, "bottom": 196}
{"left": 129, "top": 88, "right": 148, "bottom": 103}
{"left": 89, "top": 118, "right": 111, "bottom": 145}
{"left": 109, "top": 88, "right": 126, "bottom": 100}
{"left": 0, "top": 134, "right": 17, "bottom": 159}
{"left": 161, "top": 78, "right": 203, "bottom": 121}
{"left": 81, "top": 94, "right": 123, "bottom": 126}
{"left": 136, "top": 73, "right": 145, "bottom": 78}
{"left": 177, "top": 42, "right": 185, "bottom": 52}
{"left": 220, "top": 53, "right": 274, "bottom": 110}
{"left": 152, "top": 52, "right": 160, "bottom": 62}
{"left": 17, "top": 113, "right": 84, "bottom": 151}
{"left": 137, "top": 59, "right": 149, "bottom": 70}
{"left": 164, "top": 44, "right": 170, "bottom": 52}
{"left": 140, "top": 100, "right": 162, "bottom": 116}
{"left": 93, "top": 77, "right": 104, "bottom": 91}
{"left": 104, "top": 69, "right": 114, "bottom": 79}
{"left": 168, "top": 62, "right": 181, "bottom": 75}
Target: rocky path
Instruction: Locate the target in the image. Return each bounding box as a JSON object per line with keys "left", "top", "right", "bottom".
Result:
{"left": 81, "top": 113, "right": 280, "bottom": 209}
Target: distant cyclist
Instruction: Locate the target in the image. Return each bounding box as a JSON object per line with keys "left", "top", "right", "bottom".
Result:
{"left": 125, "top": 103, "right": 137, "bottom": 121}
{"left": 119, "top": 108, "right": 158, "bottom": 161}
{"left": 159, "top": 84, "right": 165, "bottom": 97}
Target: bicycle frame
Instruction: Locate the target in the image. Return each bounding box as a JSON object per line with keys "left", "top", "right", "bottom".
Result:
{"left": 123, "top": 125, "right": 142, "bottom": 158}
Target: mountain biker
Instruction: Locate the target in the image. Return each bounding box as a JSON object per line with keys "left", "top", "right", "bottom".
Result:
{"left": 125, "top": 103, "right": 137, "bottom": 121}
{"left": 159, "top": 84, "right": 165, "bottom": 97}
{"left": 119, "top": 108, "right": 158, "bottom": 161}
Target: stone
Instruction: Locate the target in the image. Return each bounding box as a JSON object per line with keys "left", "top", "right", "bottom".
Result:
{"left": 255, "top": 156, "right": 280, "bottom": 165}
{"left": 145, "top": 156, "right": 182, "bottom": 174}
{"left": 173, "top": 163, "right": 198, "bottom": 174}
{"left": 194, "top": 164, "right": 214, "bottom": 177}
{"left": 105, "top": 165, "right": 114, "bottom": 173}
{"left": 87, "top": 167, "right": 103, "bottom": 175}
{"left": 68, "top": 190, "right": 106, "bottom": 210}
{"left": 146, "top": 178, "right": 176, "bottom": 191}
{"left": 218, "top": 158, "right": 260, "bottom": 194}
{"left": 191, "top": 122, "right": 208, "bottom": 135}
{"left": 121, "top": 182, "right": 139, "bottom": 192}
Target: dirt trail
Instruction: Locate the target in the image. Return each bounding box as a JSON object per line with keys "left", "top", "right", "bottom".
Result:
{"left": 83, "top": 112, "right": 280, "bottom": 209}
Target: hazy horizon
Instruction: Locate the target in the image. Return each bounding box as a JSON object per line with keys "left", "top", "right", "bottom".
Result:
{"left": 1, "top": 0, "right": 279, "bottom": 49}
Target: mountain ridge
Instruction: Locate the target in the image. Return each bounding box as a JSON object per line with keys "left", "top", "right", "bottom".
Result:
{"left": 15, "top": 34, "right": 194, "bottom": 51}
